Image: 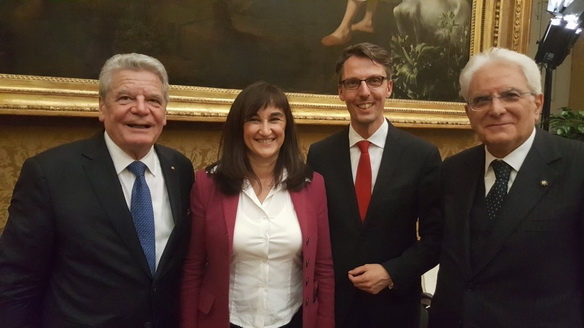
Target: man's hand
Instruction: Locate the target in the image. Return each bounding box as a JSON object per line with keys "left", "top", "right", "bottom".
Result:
{"left": 348, "top": 264, "right": 393, "bottom": 294}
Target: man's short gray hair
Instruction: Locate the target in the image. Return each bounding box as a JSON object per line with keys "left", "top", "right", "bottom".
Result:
{"left": 98, "top": 53, "right": 169, "bottom": 102}
{"left": 459, "top": 47, "right": 542, "bottom": 100}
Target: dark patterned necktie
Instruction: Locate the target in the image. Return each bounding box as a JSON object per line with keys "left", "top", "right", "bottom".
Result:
{"left": 127, "top": 161, "right": 156, "bottom": 274}
{"left": 485, "top": 160, "right": 512, "bottom": 221}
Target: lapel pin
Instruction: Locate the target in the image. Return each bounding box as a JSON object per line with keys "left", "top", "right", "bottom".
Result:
{"left": 171, "top": 166, "right": 176, "bottom": 171}
{"left": 540, "top": 180, "right": 548, "bottom": 187}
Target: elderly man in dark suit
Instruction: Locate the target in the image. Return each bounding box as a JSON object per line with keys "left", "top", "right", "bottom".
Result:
{"left": 307, "top": 42, "right": 442, "bottom": 328}
{"left": 429, "top": 48, "right": 584, "bottom": 327}
{"left": 0, "top": 53, "right": 194, "bottom": 327}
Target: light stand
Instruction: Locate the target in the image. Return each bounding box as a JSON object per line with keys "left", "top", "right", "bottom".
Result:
{"left": 534, "top": 0, "right": 584, "bottom": 130}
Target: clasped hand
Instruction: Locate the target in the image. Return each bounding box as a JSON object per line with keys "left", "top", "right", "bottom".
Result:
{"left": 348, "top": 263, "right": 393, "bottom": 294}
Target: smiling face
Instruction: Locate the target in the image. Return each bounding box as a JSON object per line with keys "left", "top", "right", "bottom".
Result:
{"left": 466, "top": 61, "right": 542, "bottom": 157}
{"left": 338, "top": 56, "right": 392, "bottom": 138}
{"left": 98, "top": 69, "right": 167, "bottom": 159}
{"left": 243, "top": 106, "right": 286, "bottom": 166}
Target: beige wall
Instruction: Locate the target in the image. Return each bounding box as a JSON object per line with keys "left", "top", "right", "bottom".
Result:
{"left": 570, "top": 38, "right": 584, "bottom": 110}
{"left": 0, "top": 115, "right": 477, "bottom": 231}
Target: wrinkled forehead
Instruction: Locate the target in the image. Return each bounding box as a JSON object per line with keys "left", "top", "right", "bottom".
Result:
{"left": 106, "top": 69, "right": 166, "bottom": 99}
{"left": 469, "top": 62, "right": 527, "bottom": 95}
{"left": 339, "top": 55, "right": 387, "bottom": 80}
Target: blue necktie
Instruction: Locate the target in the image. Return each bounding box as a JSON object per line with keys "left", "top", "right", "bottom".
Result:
{"left": 486, "top": 160, "right": 512, "bottom": 221}
{"left": 127, "top": 161, "right": 156, "bottom": 274}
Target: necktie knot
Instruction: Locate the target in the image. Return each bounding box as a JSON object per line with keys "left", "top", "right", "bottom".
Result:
{"left": 128, "top": 161, "right": 147, "bottom": 177}
{"left": 357, "top": 140, "right": 370, "bottom": 154}
{"left": 491, "top": 160, "right": 511, "bottom": 181}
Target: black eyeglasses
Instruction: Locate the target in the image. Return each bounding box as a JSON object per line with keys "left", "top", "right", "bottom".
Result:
{"left": 468, "top": 90, "right": 535, "bottom": 112}
{"left": 340, "top": 76, "right": 387, "bottom": 90}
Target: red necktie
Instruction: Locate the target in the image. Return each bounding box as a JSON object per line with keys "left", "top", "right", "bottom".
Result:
{"left": 355, "top": 140, "right": 372, "bottom": 221}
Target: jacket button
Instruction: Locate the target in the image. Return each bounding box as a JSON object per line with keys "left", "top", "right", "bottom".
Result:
{"left": 305, "top": 238, "right": 310, "bottom": 246}
{"left": 305, "top": 277, "right": 309, "bottom": 286}
{"left": 305, "top": 297, "right": 309, "bottom": 306}
{"left": 305, "top": 259, "right": 310, "bottom": 267}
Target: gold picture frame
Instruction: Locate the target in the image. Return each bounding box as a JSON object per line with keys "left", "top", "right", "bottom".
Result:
{"left": 0, "top": 0, "right": 532, "bottom": 128}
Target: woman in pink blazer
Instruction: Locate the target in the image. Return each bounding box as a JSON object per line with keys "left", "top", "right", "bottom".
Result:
{"left": 180, "top": 82, "right": 334, "bottom": 328}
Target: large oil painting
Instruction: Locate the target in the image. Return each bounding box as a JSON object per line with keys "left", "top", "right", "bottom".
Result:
{"left": 2, "top": 0, "right": 470, "bottom": 99}
{"left": 0, "top": 0, "right": 532, "bottom": 126}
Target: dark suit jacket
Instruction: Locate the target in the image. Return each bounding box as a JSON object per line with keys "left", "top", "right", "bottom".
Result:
{"left": 429, "top": 128, "right": 584, "bottom": 328}
{"left": 307, "top": 122, "right": 442, "bottom": 327}
{"left": 0, "top": 132, "right": 194, "bottom": 328}
{"left": 180, "top": 170, "right": 335, "bottom": 328}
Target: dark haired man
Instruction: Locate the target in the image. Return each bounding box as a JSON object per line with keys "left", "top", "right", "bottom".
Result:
{"left": 307, "top": 42, "right": 442, "bottom": 328}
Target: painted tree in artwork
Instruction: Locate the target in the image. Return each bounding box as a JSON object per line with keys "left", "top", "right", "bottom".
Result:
{"left": 389, "top": 5, "right": 471, "bottom": 101}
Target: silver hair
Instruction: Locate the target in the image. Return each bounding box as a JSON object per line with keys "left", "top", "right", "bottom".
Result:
{"left": 98, "top": 53, "right": 169, "bottom": 102}
{"left": 459, "top": 47, "right": 542, "bottom": 100}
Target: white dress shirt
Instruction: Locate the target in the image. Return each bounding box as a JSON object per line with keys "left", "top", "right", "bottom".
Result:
{"left": 483, "top": 127, "right": 536, "bottom": 195}
{"left": 349, "top": 119, "right": 388, "bottom": 190}
{"left": 229, "top": 180, "right": 303, "bottom": 328}
{"left": 104, "top": 132, "right": 173, "bottom": 269}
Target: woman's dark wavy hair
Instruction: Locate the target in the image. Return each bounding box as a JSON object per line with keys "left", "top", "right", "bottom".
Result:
{"left": 208, "top": 81, "right": 312, "bottom": 195}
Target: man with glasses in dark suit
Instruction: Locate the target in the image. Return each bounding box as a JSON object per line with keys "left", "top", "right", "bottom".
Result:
{"left": 307, "top": 42, "right": 442, "bottom": 328}
{"left": 429, "top": 47, "right": 584, "bottom": 328}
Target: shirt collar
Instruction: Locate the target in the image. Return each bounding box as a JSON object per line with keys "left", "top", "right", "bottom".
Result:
{"left": 348, "top": 119, "right": 388, "bottom": 148}
{"left": 103, "top": 131, "right": 158, "bottom": 176}
{"left": 484, "top": 126, "right": 536, "bottom": 173}
{"left": 241, "top": 169, "right": 288, "bottom": 194}
{"left": 241, "top": 169, "right": 288, "bottom": 204}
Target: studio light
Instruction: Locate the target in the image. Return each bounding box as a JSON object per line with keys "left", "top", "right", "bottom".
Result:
{"left": 547, "top": 0, "right": 576, "bottom": 15}
{"left": 535, "top": 0, "right": 584, "bottom": 130}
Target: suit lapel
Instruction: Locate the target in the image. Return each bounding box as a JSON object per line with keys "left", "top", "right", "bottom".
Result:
{"left": 365, "top": 122, "right": 405, "bottom": 225}
{"left": 81, "top": 134, "right": 152, "bottom": 277}
{"left": 157, "top": 146, "right": 183, "bottom": 225}
{"left": 154, "top": 146, "right": 184, "bottom": 279}
{"left": 223, "top": 193, "right": 239, "bottom": 253}
{"left": 472, "top": 130, "right": 561, "bottom": 274}
{"left": 369, "top": 122, "right": 399, "bottom": 210}
{"left": 453, "top": 146, "right": 485, "bottom": 277}
{"left": 290, "top": 186, "right": 310, "bottom": 243}
{"left": 331, "top": 129, "right": 363, "bottom": 227}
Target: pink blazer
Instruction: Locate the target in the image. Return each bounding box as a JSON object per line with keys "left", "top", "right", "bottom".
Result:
{"left": 180, "top": 170, "right": 335, "bottom": 328}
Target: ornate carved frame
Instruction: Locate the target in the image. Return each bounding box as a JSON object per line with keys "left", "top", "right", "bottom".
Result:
{"left": 0, "top": 0, "right": 532, "bottom": 128}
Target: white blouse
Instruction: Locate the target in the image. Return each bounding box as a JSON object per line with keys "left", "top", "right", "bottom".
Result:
{"left": 229, "top": 181, "right": 303, "bottom": 328}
